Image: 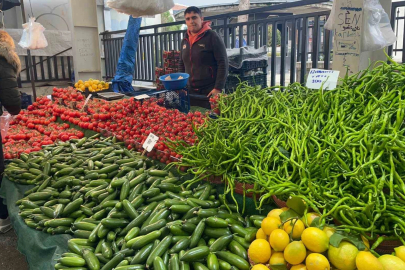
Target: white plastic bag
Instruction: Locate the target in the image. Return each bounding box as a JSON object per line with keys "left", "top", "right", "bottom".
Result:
{"left": 106, "top": 0, "right": 175, "bottom": 18}
{"left": 362, "top": 0, "right": 396, "bottom": 52}
{"left": 0, "top": 113, "right": 13, "bottom": 139}
{"left": 18, "top": 17, "right": 48, "bottom": 50}
{"left": 325, "top": 0, "right": 396, "bottom": 52}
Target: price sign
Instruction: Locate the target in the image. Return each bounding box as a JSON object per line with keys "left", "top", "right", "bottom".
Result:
{"left": 306, "top": 69, "right": 340, "bottom": 90}
{"left": 47, "top": 95, "right": 52, "bottom": 100}
{"left": 81, "top": 94, "right": 92, "bottom": 111}
{"left": 143, "top": 133, "right": 159, "bottom": 152}
{"left": 135, "top": 94, "right": 150, "bottom": 100}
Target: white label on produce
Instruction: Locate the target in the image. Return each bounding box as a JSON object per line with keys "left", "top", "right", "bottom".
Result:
{"left": 306, "top": 69, "right": 340, "bottom": 90}
{"left": 143, "top": 133, "right": 159, "bottom": 152}
{"left": 47, "top": 95, "right": 52, "bottom": 100}
{"left": 135, "top": 94, "right": 150, "bottom": 100}
{"left": 81, "top": 94, "right": 92, "bottom": 111}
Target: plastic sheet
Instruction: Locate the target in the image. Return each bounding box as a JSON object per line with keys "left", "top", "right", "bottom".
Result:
{"left": 18, "top": 18, "right": 48, "bottom": 50}
{"left": 227, "top": 46, "right": 268, "bottom": 69}
{"left": 106, "top": 0, "right": 174, "bottom": 17}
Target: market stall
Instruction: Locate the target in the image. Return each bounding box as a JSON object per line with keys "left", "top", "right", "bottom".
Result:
{"left": 3, "top": 55, "right": 405, "bottom": 270}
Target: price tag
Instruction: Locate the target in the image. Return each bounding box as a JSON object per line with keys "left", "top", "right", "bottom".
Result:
{"left": 306, "top": 69, "right": 340, "bottom": 90}
{"left": 135, "top": 94, "right": 150, "bottom": 100}
{"left": 81, "top": 94, "right": 92, "bottom": 111}
{"left": 47, "top": 95, "right": 52, "bottom": 100}
{"left": 143, "top": 133, "right": 159, "bottom": 152}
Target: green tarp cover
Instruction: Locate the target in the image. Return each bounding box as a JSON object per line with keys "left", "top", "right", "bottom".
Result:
{"left": 0, "top": 177, "right": 71, "bottom": 270}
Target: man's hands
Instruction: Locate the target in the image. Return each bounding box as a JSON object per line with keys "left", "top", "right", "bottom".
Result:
{"left": 207, "top": 89, "right": 221, "bottom": 97}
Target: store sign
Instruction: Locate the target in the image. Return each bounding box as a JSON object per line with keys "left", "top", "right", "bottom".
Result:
{"left": 306, "top": 69, "right": 340, "bottom": 90}
{"left": 332, "top": 0, "right": 364, "bottom": 76}
{"left": 135, "top": 94, "right": 150, "bottom": 100}
{"left": 143, "top": 133, "right": 159, "bottom": 152}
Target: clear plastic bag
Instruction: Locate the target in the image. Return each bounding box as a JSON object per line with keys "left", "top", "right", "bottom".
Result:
{"left": 18, "top": 17, "right": 48, "bottom": 50}
{"left": 0, "top": 113, "right": 13, "bottom": 139}
{"left": 106, "top": 0, "right": 175, "bottom": 18}
{"left": 362, "top": 0, "right": 396, "bottom": 52}
{"left": 325, "top": 0, "right": 396, "bottom": 52}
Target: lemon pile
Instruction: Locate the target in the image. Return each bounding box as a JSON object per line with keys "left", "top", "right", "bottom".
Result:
{"left": 248, "top": 207, "right": 405, "bottom": 270}
{"left": 74, "top": 79, "right": 109, "bottom": 92}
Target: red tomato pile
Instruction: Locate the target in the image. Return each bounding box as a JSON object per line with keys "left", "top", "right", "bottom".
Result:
{"left": 3, "top": 96, "right": 84, "bottom": 158}
{"left": 51, "top": 88, "right": 205, "bottom": 164}
{"left": 3, "top": 87, "right": 205, "bottom": 163}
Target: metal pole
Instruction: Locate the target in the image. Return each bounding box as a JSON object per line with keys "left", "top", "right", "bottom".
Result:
{"left": 19, "top": 0, "right": 37, "bottom": 101}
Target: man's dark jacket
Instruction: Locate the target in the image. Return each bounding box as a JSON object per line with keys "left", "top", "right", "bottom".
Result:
{"left": 178, "top": 29, "right": 228, "bottom": 96}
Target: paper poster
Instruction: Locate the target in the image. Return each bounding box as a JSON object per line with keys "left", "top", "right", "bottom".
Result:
{"left": 306, "top": 69, "right": 340, "bottom": 90}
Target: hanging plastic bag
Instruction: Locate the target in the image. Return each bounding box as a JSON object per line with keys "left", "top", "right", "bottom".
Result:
{"left": 0, "top": 113, "right": 13, "bottom": 139}
{"left": 361, "top": 0, "right": 396, "bottom": 52}
{"left": 324, "top": 0, "right": 396, "bottom": 52}
{"left": 18, "top": 17, "right": 48, "bottom": 50}
{"left": 106, "top": 0, "right": 175, "bottom": 18}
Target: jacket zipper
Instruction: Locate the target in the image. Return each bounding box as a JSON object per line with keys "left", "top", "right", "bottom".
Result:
{"left": 185, "top": 32, "right": 208, "bottom": 89}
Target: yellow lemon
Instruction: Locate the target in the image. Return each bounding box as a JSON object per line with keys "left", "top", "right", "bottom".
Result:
{"left": 355, "top": 251, "right": 384, "bottom": 270}
{"left": 88, "top": 86, "right": 93, "bottom": 92}
{"left": 256, "top": 228, "right": 267, "bottom": 240}
{"left": 291, "top": 264, "right": 307, "bottom": 270}
{"left": 261, "top": 217, "right": 281, "bottom": 236}
{"left": 328, "top": 241, "right": 358, "bottom": 270}
{"left": 248, "top": 239, "right": 271, "bottom": 264}
{"left": 284, "top": 241, "right": 306, "bottom": 265}
{"left": 378, "top": 254, "right": 405, "bottom": 269}
{"left": 301, "top": 227, "right": 329, "bottom": 253}
{"left": 78, "top": 79, "right": 83, "bottom": 84}
{"left": 395, "top": 246, "right": 405, "bottom": 263}
{"left": 269, "top": 229, "right": 290, "bottom": 252}
{"left": 84, "top": 82, "right": 90, "bottom": 87}
{"left": 80, "top": 85, "right": 85, "bottom": 91}
{"left": 301, "top": 212, "right": 321, "bottom": 227}
{"left": 267, "top": 209, "right": 284, "bottom": 219}
{"left": 251, "top": 264, "right": 269, "bottom": 270}
{"left": 74, "top": 83, "right": 79, "bottom": 88}
{"left": 306, "top": 253, "right": 330, "bottom": 270}
{"left": 98, "top": 84, "right": 103, "bottom": 89}
{"left": 283, "top": 219, "right": 305, "bottom": 240}
{"left": 323, "top": 226, "right": 335, "bottom": 239}
{"left": 269, "top": 252, "right": 286, "bottom": 266}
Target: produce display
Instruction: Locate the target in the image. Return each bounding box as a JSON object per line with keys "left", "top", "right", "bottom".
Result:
{"left": 169, "top": 60, "right": 405, "bottom": 244}
{"left": 75, "top": 79, "right": 110, "bottom": 92}
{"left": 4, "top": 87, "right": 203, "bottom": 161}
{"left": 248, "top": 204, "right": 405, "bottom": 270}
{"left": 4, "top": 58, "right": 405, "bottom": 270}
{"left": 7, "top": 135, "right": 259, "bottom": 270}
{"left": 4, "top": 96, "right": 84, "bottom": 158}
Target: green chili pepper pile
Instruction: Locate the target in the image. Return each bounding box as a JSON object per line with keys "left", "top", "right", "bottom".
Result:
{"left": 168, "top": 59, "right": 405, "bottom": 241}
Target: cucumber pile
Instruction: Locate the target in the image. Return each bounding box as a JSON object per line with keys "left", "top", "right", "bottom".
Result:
{"left": 6, "top": 135, "right": 264, "bottom": 270}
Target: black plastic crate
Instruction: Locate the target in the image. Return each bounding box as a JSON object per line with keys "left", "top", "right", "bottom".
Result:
{"left": 225, "top": 73, "right": 268, "bottom": 93}
{"left": 229, "top": 59, "right": 268, "bottom": 73}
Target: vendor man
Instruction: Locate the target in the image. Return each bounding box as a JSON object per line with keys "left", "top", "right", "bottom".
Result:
{"left": 179, "top": 6, "right": 228, "bottom": 109}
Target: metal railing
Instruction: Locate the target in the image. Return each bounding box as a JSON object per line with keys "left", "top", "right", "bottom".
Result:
{"left": 18, "top": 47, "right": 73, "bottom": 86}
{"left": 101, "top": 0, "right": 405, "bottom": 87}
{"left": 390, "top": 1, "right": 405, "bottom": 64}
